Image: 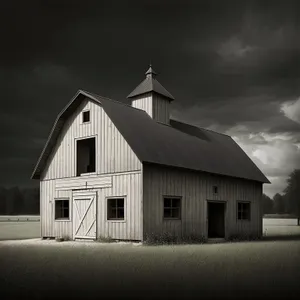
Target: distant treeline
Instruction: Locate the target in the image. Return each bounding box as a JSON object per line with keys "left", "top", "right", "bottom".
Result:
{"left": 0, "top": 186, "right": 39, "bottom": 215}
{"left": 263, "top": 169, "right": 300, "bottom": 223}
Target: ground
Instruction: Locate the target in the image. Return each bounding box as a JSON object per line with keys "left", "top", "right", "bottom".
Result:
{"left": 0, "top": 218, "right": 300, "bottom": 299}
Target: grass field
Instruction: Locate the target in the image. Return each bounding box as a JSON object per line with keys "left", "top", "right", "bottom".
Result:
{"left": 0, "top": 217, "right": 299, "bottom": 299}
{"left": 0, "top": 215, "right": 40, "bottom": 241}
{"left": 0, "top": 237, "right": 299, "bottom": 299}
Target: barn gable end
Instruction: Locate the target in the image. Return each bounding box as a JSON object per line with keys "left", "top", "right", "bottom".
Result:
{"left": 38, "top": 97, "right": 143, "bottom": 241}
{"left": 42, "top": 98, "right": 142, "bottom": 180}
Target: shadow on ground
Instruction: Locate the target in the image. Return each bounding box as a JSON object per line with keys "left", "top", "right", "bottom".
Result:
{"left": 1, "top": 237, "right": 300, "bottom": 300}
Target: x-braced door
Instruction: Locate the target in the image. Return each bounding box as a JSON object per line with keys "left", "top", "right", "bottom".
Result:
{"left": 73, "top": 192, "right": 97, "bottom": 239}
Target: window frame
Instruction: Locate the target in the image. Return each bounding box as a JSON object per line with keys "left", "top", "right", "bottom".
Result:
{"left": 82, "top": 110, "right": 91, "bottom": 124}
{"left": 237, "top": 201, "right": 251, "bottom": 221}
{"left": 54, "top": 198, "right": 70, "bottom": 222}
{"left": 106, "top": 196, "right": 127, "bottom": 222}
{"left": 163, "top": 196, "right": 182, "bottom": 220}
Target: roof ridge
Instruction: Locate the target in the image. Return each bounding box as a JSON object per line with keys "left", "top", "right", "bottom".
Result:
{"left": 80, "top": 90, "right": 151, "bottom": 114}
{"left": 170, "top": 118, "right": 231, "bottom": 138}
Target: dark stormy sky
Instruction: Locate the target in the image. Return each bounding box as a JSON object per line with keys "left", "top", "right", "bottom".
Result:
{"left": 1, "top": 0, "right": 299, "bottom": 198}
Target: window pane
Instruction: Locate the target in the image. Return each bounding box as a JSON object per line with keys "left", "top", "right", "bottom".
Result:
{"left": 108, "top": 207, "right": 117, "bottom": 219}
{"left": 83, "top": 111, "right": 90, "bottom": 123}
{"left": 171, "top": 208, "right": 180, "bottom": 218}
{"left": 63, "top": 208, "right": 69, "bottom": 219}
{"left": 107, "top": 198, "right": 125, "bottom": 220}
{"left": 172, "top": 198, "right": 180, "bottom": 208}
{"left": 238, "top": 211, "right": 242, "bottom": 220}
{"left": 244, "top": 204, "right": 250, "bottom": 220}
{"left": 164, "top": 197, "right": 181, "bottom": 219}
{"left": 55, "top": 201, "right": 61, "bottom": 219}
{"left": 238, "top": 203, "right": 242, "bottom": 212}
{"left": 117, "top": 208, "right": 124, "bottom": 219}
{"left": 116, "top": 198, "right": 124, "bottom": 209}
{"left": 55, "top": 200, "right": 69, "bottom": 220}
{"left": 164, "top": 198, "right": 171, "bottom": 208}
{"left": 164, "top": 208, "right": 171, "bottom": 218}
{"left": 110, "top": 199, "right": 117, "bottom": 208}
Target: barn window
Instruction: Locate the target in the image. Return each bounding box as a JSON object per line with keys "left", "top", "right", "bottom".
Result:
{"left": 213, "top": 186, "right": 218, "bottom": 194}
{"left": 163, "top": 197, "right": 181, "bottom": 219}
{"left": 82, "top": 110, "right": 90, "bottom": 123}
{"left": 107, "top": 198, "right": 125, "bottom": 220}
{"left": 55, "top": 199, "right": 69, "bottom": 220}
{"left": 76, "top": 137, "right": 96, "bottom": 176}
{"left": 237, "top": 202, "right": 251, "bottom": 220}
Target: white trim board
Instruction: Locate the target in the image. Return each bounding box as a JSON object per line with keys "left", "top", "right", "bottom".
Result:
{"left": 56, "top": 175, "right": 112, "bottom": 191}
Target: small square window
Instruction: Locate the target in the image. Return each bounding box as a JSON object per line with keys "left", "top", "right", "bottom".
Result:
{"left": 237, "top": 202, "right": 251, "bottom": 220}
{"left": 107, "top": 198, "right": 125, "bottom": 220}
{"left": 82, "top": 111, "right": 90, "bottom": 123}
{"left": 163, "top": 197, "right": 181, "bottom": 219}
{"left": 55, "top": 199, "right": 69, "bottom": 220}
{"left": 213, "top": 186, "right": 218, "bottom": 194}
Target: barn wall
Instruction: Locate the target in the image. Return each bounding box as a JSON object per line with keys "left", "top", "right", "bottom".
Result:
{"left": 131, "top": 93, "right": 171, "bottom": 125}
{"left": 96, "top": 171, "right": 142, "bottom": 240}
{"left": 42, "top": 98, "right": 141, "bottom": 180}
{"left": 152, "top": 94, "right": 170, "bottom": 125}
{"left": 131, "top": 93, "right": 152, "bottom": 117}
{"left": 40, "top": 171, "right": 142, "bottom": 240}
{"left": 143, "top": 164, "right": 263, "bottom": 240}
{"left": 40, "top": 179, "right": 73, "bottom": 238}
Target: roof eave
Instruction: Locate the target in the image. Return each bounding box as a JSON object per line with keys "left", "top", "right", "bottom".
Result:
{"left": 142, "top": 161, "right": 270, "bottom": 184}
{"left": 127, "top": 90, "right": 175, "bottom": 101}
{"left": 30, "top": 90, "right": 95, "bottom": 181}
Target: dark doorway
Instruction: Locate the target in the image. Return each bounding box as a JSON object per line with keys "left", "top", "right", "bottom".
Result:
{"left": 76, "top": 137, "right": 96, "bottom": 176}
{"left": 207, "top": 202, "right": 225, "bottom": 238}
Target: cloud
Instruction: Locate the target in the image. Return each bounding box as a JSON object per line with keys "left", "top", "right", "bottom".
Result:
{"left": 1, "top": 0, "right": 300, "bottom": 194}
{"left": 281, "top": 97, "right": 300, "bottom": 124}
{"left": 217, "top": 37, "right": 257, "bottom": 60}
{"left": 227, "top": 130, "right": 300, "bottom": 197}
{"left": 171, "top": 92, "right": 300, "bottom": 199}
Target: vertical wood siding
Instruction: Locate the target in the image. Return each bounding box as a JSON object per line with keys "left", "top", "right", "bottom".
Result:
{"left": 40, "top": 179, "right": 73, "bottom": 238}
{"left": 131, "top": 93, "right": 171, "bottom": 125}
{"left": 42, "top": 98, "right": 141, "bottom": 180}
{"left": 40, "top": 171, "right": 142, "bottom": 240}
{"left": 131, "top": 93, "right": 153, "bottom": 117}
{"left": 143, "top": 164, "right": 263, "bottom": 240}
{"left": 40, "top": 98, "right": 142, "bottom": 239}
{"left": 152, "top": 94, "right": 170, "bottom": 125}
{"left": 96, "top": 172, "right": 142, "bottom": 240}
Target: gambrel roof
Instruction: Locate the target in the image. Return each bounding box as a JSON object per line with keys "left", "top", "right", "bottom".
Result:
{"left": 31, "top": 90, "right": 270, "bottom": 183}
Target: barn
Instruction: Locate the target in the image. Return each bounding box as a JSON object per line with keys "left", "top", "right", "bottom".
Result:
{"left": 31, "top": 65, "right": 270, "bottom": 242}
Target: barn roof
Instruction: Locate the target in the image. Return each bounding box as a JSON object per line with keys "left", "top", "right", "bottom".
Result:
{"left": 127, "top": 65, "right": 175, "bottom": 100}
{"left": 31, "top": 90, "right": 270, "bottom": 183}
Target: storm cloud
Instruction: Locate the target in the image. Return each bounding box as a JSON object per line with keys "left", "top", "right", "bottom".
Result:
{"left": 1, "top": 0, "right": 299, "bottom": 197}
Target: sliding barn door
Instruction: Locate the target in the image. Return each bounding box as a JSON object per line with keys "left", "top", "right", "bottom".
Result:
{"left": 73, "top": 192, "right": 97, "bottom": 239}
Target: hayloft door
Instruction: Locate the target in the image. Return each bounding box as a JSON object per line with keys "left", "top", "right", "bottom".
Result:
{"left": 73, "top": 191, "right": 97, "bottom": 239}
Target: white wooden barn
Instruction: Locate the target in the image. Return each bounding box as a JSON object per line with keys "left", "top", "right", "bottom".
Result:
{"left": 31, "top": 65, "right": 270, "bottom": 242}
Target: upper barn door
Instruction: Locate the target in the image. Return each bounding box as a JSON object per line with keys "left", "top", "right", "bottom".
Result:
{"left": 73, "top": 191, "right": 97, "bottom": 239}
